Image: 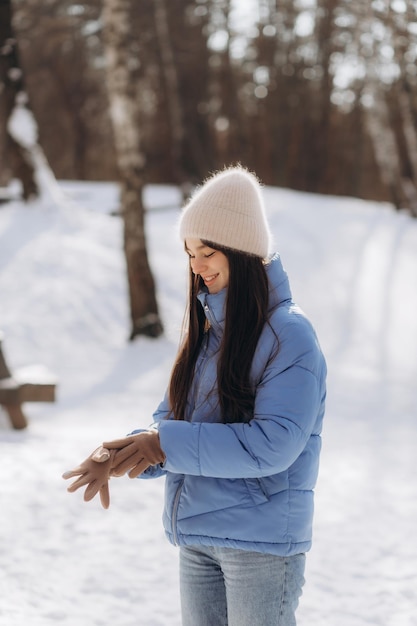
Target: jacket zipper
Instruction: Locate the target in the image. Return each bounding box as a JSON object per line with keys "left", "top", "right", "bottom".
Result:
{"left": 171, "top": 302, "right": 215, "bottom": 546}
{"left": 204, "top": 303, "right": 217, "bottom": 329}
{"left": 171, "top": 478, "right": 184, "bottom": 546}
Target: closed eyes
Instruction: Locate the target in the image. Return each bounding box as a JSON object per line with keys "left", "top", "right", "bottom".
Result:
{"left": 187, "top": 251, "right": 215, "bottom": 259}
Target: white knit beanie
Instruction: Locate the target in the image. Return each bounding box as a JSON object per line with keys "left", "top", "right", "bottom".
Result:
{"left": 179, "top": 166, "right": 271, "bottom": 258}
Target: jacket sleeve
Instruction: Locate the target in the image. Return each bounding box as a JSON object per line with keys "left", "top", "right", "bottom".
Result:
{"left": 158, "top": 316, "right": 325, "bottom": 479}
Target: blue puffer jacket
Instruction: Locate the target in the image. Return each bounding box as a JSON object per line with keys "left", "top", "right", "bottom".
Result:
{"left": 139, "top": 255, "right": 327, "bottom": 556}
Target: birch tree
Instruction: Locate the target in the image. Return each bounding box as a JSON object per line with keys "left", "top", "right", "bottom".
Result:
{"left": 102, "top": 0, "right": 163, "bottom": 340}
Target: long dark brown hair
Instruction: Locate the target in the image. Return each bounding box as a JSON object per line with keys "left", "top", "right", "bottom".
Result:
{"left": 169, "top": 242, "right": 271, "bottom": 423}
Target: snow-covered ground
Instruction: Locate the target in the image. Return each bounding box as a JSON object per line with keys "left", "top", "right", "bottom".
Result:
{"left": 0, "top": 177, "right": 416, "bottom": 626}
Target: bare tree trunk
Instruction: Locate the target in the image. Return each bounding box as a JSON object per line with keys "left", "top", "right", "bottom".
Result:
{"left": 364, "top": 95, "right": 403, "bottom": 210}
{"left": 0, "top": 0, "right": 38, "bottom": 199}
{"left": 312, "top": 0, "right": 338, "bottom": 192}
{"left": 102, "top": 0, "right": 163, "bottom": 340}
{"left": 153, "top": 0, "right": 188, "bottom": 195}
{"left": 395, "top": 85, "right": 417, "bottom": 217}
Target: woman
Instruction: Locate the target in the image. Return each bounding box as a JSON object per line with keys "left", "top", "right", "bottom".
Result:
{"left": 64, "top": 166, "right": 327, "bottom": 626}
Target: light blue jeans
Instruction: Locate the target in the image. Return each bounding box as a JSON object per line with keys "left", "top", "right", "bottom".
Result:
{"left": 179, "top": 545, "right": 306, "bottom": 626}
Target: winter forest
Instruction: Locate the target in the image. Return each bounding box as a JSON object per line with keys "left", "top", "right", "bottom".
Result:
{"left": 3, "top": 0, "right": 417, "bottom": 337}
{"left": 3, "top": 0, "right": 417, "bottom": 207}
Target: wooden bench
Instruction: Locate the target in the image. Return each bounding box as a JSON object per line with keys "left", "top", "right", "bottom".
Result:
{"left": 0, "top": 332, "right": 57, "bottom": 429}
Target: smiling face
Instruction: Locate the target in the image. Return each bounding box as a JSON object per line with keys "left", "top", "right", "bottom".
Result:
{"left": 185, "top": 238, "right": 230, "bottom": 294}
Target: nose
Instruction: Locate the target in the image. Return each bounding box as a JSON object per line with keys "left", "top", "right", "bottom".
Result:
{"left": 190, "top": 257, "right": 207, "bottom": 275}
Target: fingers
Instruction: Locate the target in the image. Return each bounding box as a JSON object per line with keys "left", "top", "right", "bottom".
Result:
{"left": 146, "top": 450, "right": 166, "bottom": 465}
{"left": 102, "top": 437, "right": 134, "bottom": 450}
{"left": 83, "top": 479, "right": 101, "bottom": 502}
{"left": 65, "top": 473, "right": 110, "bottom": 507}
{"left": 63, "top": 449, "right": 114, "bottom": 508}
{"left": 62, "top": 468, "right": 84, "bottom": 480}
{"left": 66, "top": 472, "right": 94, "bottom": 493}
{"left": 112, "top": 451, "right": 144, "bottom": 476}
{"left": 99, "top": 483, "right": 110, "bottom": 509}
{"left": 128, "top": 458, "right": 152, "bottom": 479}
{"left": 111, "top": 442, "right": 137, "bottom": 466}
